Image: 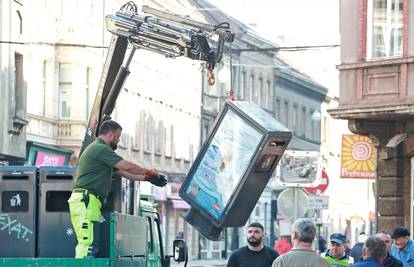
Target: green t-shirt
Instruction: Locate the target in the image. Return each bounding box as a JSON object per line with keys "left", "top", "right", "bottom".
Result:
{"left": 73, "top": 138, "right": 123, "bottom": 200}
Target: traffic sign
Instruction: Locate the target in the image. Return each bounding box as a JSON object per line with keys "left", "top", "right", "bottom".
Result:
{"left": 277, "top": 187, "right": 308, "bottom": 219}
{"left": 307, "top": 195, "right": 329, "bottom": 210}
{"left": 304, "top": 170, "right": 329, "bottom": 195}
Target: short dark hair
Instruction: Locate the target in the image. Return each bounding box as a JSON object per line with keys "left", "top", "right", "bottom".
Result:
{"left": 363, "top": 237, "right": 386, "bottom": 260}
{"left": 248, "top": 222, "right": 264, "bottom": 231}
{"left": 99, "top": 120, "right": 122, "bottom": 135}
{"left": 392, "top": 226, "right": 410, "bottom": 239}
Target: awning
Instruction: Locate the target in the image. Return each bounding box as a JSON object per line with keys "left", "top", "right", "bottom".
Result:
{"left": 171, "top": 199, "right": 190, "bottom": 209}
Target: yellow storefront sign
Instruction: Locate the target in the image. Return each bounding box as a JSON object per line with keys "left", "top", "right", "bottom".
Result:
{"left": 341, "top": 134, "right": 377, "bottom": 179}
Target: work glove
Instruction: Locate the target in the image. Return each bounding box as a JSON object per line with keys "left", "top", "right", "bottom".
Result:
{"left": 144, "top": 168, "right": 158, "bottom": 176}
{"left": 146, "top": 174, "right": 167, "bottom": 187}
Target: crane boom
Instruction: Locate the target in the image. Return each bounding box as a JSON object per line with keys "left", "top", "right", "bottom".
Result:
{"left": 80, "top": 1, "right": 234, "bottom": 156}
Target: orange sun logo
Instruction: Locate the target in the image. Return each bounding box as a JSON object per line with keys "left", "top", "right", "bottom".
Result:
{"left": 341, "top": 135, "right": 377, "bottom": 179}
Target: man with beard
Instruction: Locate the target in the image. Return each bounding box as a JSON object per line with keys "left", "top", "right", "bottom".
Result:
{"left": 227, "top": 222, "right": 279, "bottom": 267}
{"left": 68, "top": 120, "right": 167, "bottom": 258}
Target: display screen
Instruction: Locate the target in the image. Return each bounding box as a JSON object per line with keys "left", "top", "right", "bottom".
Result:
{"left": 185, "top": 110, "right": 263, "bottom": 220}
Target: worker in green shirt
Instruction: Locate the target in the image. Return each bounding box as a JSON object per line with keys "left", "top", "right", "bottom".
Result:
{"left": 323, "top": 233, "right": 352, "bottom": 266}
{"left": 68, "top": 120, "right": 167, "bottom": 258}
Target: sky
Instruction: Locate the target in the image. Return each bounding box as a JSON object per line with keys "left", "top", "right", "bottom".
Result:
{"left": 207, "top": 0, "right": 340, "bottom": 94}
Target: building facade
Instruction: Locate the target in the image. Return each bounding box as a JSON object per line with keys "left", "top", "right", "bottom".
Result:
{"left": 0, "top": 0, "right": 28, "bottom": 165}
{"left": 330, "top": 0, "right": 414, "bottom": 232}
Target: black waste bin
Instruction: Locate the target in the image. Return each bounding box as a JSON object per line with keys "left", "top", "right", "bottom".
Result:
{"left": 37, "top": 166, "right": 77, "bottom": 257}
{"left": 0, "top": 166, "right": 37, "bottom": 257}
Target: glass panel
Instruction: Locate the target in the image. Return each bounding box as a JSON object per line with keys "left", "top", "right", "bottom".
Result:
{"left": 59, "top": 64, "right": 72, "bottom": 119}
{"left": 185, "top": 109, "right": 263, "bottom": 220}
{"left": 369, "top": 0, "right": 403, "bottom": 58}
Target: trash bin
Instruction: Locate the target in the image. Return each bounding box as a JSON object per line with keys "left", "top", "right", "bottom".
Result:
{"left": 0, "top": 166, "right": 37, "bottom": 257}
{"left": 37, "top": 166, "right": 77, "bottom": 257}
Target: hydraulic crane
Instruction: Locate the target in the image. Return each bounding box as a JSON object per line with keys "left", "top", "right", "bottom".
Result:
{"left": 80, "top": 1, "right": 234, "bottom": 156}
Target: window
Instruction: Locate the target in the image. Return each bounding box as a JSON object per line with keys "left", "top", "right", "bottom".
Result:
{"left": 367, "top": 0, "right": 403, "bottom": 59}
{"left": 249, "top": 75, "right": 254, "bottom": 101}
{"left": 258, "top": 78, "right": 263, "bottom": 106}
{"left": 155, "top": 121, "right": 163, "bottom": 154}
{"left": 58, "top": 64, "right": 72, "bottom": 119}
{"left": 239, "top": 71, "right": 245, "bottom": 99}
{"left": 133, "top": 115, "right": 141, "bottom": 150}
{"left": 85, "top": 67, "right": 93, "bottom": 120}
{"left": 266, "top": 81, "right": 273, "bottom": 110}
{"left": 41, "top": 60, "right": 47, "bottom": 116}
{"left": 302, "top": 107, "right": 307, "bottom": 138}
{"left": 275, "top": 99, "right": 281, "bottom": 119}
{"left": 292, "top": 104, "right": 298, "bottom": 134}
{"left": 16, "top": 11, "right": 23, "bottom": 34}
{"left": 165, "top": 125, "right": 173, "bottom": 157}
{"left": 144, "top": 115, "right": 153, "bottom": 152}
{"left": 284, "top": 101, "right": 289, "bottom": 128}
{"left": 14, "top": 53, "right": 24, "bottom": 120}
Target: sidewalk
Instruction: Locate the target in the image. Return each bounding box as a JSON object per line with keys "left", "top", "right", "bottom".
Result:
{"left": 171, "top": 259, "right": 227, "bottom": 267}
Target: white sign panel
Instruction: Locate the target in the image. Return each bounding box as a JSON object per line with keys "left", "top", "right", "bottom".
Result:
{"left": 307, "top": 195, "right": 329, "bottom": 210}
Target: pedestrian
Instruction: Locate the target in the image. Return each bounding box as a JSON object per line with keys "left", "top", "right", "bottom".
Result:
{"left": 390, "top": 226, "right": 414, "bottom": 267}
{"left": 344, "top": 238, "right": 351, "bottom": 255}
{"left": 227, "top": 222, "right": 279, "bottom": 267}
{"left": 273, "top": 235, "right": 292, "bottom": 255}
{"left": 68, "top": 120, "right": 167, "bottom": 258}
{"left": 375, "top": 232, "right": 402, "bottom": 267}
{"left": 271, "top": 218, "right": 329, "bottom": 267}
{"left": 323, "top": 233, "right": 352, "bottom": 266}
{"left": 351, "top": 232, "right": 369, "bottom": 263}
{"left": 176, "top": 231, "right": 185, "bottom": 240}
{"left": 351, "top": 237, "right": 386, "bottom": 267}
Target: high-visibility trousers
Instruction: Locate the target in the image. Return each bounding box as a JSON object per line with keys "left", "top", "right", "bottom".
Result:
{"left": 68, "top": 190, "right": 102, "bottom": 258}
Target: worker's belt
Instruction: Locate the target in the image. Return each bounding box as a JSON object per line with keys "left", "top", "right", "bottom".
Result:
{"left": 73, "top": 188, "right": 102, "bottom": 202}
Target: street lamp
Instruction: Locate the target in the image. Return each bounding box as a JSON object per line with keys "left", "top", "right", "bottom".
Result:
{"left": 311, "top": 110, "right": 321, "bottom": 122}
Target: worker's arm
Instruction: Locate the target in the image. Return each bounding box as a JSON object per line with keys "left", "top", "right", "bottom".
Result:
{"left": 114, "top": 159, "right": 157, "bottom": 176}
{"left": 114, "top": 160, "right": 167, "bottom": 187}
{"left": 114, "top": 170, "right": 146, "bottom": 181}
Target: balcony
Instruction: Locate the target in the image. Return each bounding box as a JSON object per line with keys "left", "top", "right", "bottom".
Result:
{"left": 26, "top": 113, "right": 86, "bottom": 150}
{"left": 330, "top": 57, "right": 414, "bottom": 121}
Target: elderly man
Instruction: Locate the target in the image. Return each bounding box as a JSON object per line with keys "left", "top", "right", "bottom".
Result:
{"left": 376, "top": 232, "right": 402, "bottom": 267}
{"left": 351, "top": 237, "right": 386, "bottom": 267}
{"left": 272, "top": 218, "right": 329, "bottom": 267}
{"left": 323, "top": 233, "right": 351, "bottom": 266}
{"left": 390, "top": 226, "right": 414, "bottom": 267}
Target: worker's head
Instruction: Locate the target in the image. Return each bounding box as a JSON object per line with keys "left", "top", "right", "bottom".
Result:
{"left": 329, "top": 233, "right": 346, "bottom": 259}
{"left": 99, "top": 120, "right": 123, "bottom": 150}
{"left": 362, "top": 237, "right": 386, "bottom": 262}
{"left": 392, "top": 226, "right": 410, "bottom": 251}
{"left": 291, "top": 218, "right": 316, "bottom": 245}
{"left": 375, "top": 232, "right": 392, "bottom": 252}
{"left": 246, "top": 222, "right": 264, "bottom": 247}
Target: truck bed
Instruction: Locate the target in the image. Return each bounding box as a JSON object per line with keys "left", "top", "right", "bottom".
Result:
{"left": 0, "top": 257, "right": 146, "bottom": 267}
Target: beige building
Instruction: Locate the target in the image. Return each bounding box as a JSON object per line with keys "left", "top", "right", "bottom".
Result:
{"left": 1, "top": 0, "right": 205, "bottom": 259}
{"left": 330, "top": 0, "right": 414, "bottom": 233}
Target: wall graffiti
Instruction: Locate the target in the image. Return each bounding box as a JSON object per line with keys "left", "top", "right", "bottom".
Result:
{"left": 0, "top": 213, "right": 33, "bottom": 242}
